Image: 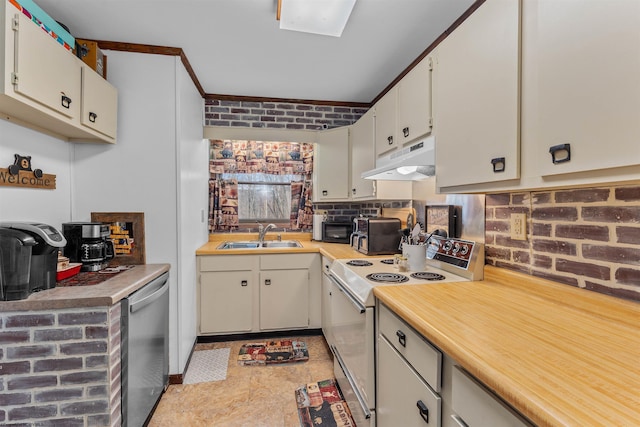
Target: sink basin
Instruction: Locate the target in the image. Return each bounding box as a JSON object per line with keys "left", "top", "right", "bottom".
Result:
{"left": 217, "top": 240, "right": 302, "bottom": 249}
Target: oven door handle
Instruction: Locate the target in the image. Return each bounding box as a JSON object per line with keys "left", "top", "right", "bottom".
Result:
{"left": 329, "top": 274, "right": 366, "bottom": 313}
{"left": 331, "top": 345, "right": 372, "bottom": 420}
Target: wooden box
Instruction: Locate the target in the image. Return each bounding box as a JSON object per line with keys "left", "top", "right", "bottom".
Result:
{"left": 75, "top": 39, "right": 107, "bottom": 78}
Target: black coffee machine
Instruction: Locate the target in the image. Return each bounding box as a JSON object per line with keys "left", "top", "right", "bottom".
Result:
{"left": 0, "top": 228, "right": 36, "bottom": 300}
{"left": 0, "top": 222, "right": 67, "bottom": 295}
{"left": 62, "top": 222, "right": 115, "bottom": 271}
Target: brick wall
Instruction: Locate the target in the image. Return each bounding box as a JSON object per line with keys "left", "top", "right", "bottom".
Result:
{"left": 0, "top": 306, "right": 121, "bottom": 426}
{"left": 315, "top": 200, "right": 411, "bottom": 223}
{"left": 485, "top": 184, "right": 640, "bottom": 301}
{"left": 204, "top": 98, "right": 367, "bottom": 130}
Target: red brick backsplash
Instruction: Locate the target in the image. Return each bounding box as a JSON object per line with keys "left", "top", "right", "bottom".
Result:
{"left": 0, "top": 306, "right": 121, "bottom": 426}
{"left": 486, "top": 184, "right": 640, "bottom": 301}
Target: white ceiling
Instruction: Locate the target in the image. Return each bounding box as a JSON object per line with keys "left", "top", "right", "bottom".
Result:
{"left": 36, "top": 0, "right": 476, "bottom": 104}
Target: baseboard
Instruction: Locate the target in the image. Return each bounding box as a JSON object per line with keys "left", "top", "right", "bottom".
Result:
{"left": 197, "top": 328, "right": 323, "bottom": 343}
{"left": 168, "top": 337, "right": 198, "bottom": 385}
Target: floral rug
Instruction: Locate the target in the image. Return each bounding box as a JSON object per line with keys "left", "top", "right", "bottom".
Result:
{"left": 237, "top": 340, "right": 309, "bottom": 366}
{"left": 296, "top": 379, "right": 356, "bottom": 427}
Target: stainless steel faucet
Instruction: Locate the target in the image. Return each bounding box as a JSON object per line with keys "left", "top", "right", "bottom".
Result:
{"left": 258, "top": 223, "right": 277, "bottom": 244}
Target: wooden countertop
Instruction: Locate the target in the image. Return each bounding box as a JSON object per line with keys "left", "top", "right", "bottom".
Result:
{"left": 374, "top": 265, "right": 640, "bottom": 427}
{"left": 196, "top": 232, "right": 363, "bottom": 260}
{"left": 0, "top": 264, "right": 170, "bottom": 310}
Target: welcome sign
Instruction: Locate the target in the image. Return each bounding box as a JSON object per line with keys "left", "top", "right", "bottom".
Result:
{"left": 0, "top": 154, "right": 56, "bottom": 190}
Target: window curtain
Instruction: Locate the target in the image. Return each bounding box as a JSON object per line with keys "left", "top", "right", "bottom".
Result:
{"left": 209, "top": 178, "right": 239, "bottom": 232}
{"left": 209, "top": 139, "right": 314, "bottom": 231}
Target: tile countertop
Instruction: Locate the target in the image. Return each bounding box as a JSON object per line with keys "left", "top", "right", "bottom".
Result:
{"left": 374, "top": 265, "right": 640, "bottom": 427}
{"left": 0, "top": 264, "right": 170, "bottom": 311}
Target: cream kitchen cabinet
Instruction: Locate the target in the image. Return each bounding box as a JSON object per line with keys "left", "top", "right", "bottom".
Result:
{"left": 198, "top": 255, "right": 257, "bottom": 334}
{"left": 349, "top": 108, "right": 376, "bottom": 199}
{"left": 0, "top": 3, "right": 117, "bottom": 143}
{"left": 197, "top": 253, "right": 320, "bottom": 335}
{"left": 434, "top": 0, "right": 520, "bottom": 190}
{"left": 375, "top": 56, "right": 433, "bottom": 158}
{"left": 525, "top": 0, "right": 640, "bottom": 177}
{"left": 313, "top": 126, "right": 350, "bottom": 201}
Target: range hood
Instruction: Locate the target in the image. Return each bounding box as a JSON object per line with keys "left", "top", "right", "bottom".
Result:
{"left": 362, "top": 137, "right": 435, "bottom": 181}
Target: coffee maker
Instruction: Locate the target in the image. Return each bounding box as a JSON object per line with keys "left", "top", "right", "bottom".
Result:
{"left": 0, "top": 222, "right": 67, "bottom": 294}
{"left": 62, "top": 222, "right": 115, "bottom": 271}
{"left": 0, "top": 228, "right": 37, "bottom": 300}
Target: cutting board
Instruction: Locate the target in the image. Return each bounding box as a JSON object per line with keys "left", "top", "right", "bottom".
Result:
{"left": 381, "top": 207, "right": 416, "bottom": 229}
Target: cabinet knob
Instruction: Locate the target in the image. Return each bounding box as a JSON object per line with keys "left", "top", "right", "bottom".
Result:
{"left": 352, "top": 188, "right": 356, "bottom": 195}
{"left": 89, "top": 112, "right": 97, "bottom": 123}
{"left": 549, "top": 143, "right": 571, "bottom": 164}
{"left": 491, "top": 157, "right": 506, "bottom": 173}
{"left": 387, "top": 136, "right": 394, "bottom": 145}
{"left": 61, "top": 93, "right": 72, "bottom": 109}
{"left": 417, "top": 400, "right": 429, "bottom": 423}
{"left": 265, "top": 279, "right": 271, "bottom": 286}
{"left": 241, "top": 280, "right": 248, "bottom": 287}
{"left": 396, "top": 330, "right": 406, "bottom": 347}
{"left": 322, "top": 190, "right": 328, "bottom": 196}
{"left": 403, "top": 127, "right": 410, "bottom": 138}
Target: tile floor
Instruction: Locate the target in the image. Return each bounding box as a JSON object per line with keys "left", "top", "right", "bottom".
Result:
{"left": 148, "top": 335, "right": 335, "bottom": 427}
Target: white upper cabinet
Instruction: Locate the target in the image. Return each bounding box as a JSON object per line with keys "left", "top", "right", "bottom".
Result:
{"left": 81, "top": 66, "right": 118, "bottom": 139}
{"left": 525, "top": 0, "right": 640, "bottom": 176}
{"left": 374, "top": 88, "right": 398, "bottom": 156}
{"left": 397, "top": 57, "right": 433, "bottom": 146}
{"left": 313, "top": 126, "right": 350, "bottom": 201}
{"left": 1, "top": 2, "right": 117, "bottom": 143}
{"left": 13, "top": 11, "right": 81, "bottom": 120}
{"left": 434, "top": 0, "right": 521, "bottom": 189}
{"left": 349, "top": 108, "right": 376, "bottom": 199}
{"left": 375, "top": 56, "right": 433, "bottom": 158}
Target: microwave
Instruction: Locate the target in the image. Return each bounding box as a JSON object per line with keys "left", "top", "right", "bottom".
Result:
{"left": 322, "top": 222, "right": 353, "bottom": 244}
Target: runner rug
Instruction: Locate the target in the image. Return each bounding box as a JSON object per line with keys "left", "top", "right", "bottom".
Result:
{"left": 296, "top": 379, "right": 356, "bottom": 427}
{"left": 183, "top": 348, "right": 230, "bottom": 385}
{"left": 237, "top": 340, "right": 309, "bottom": 366}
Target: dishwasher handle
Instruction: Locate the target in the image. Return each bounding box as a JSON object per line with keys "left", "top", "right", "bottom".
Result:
{"left": 129, "top": 273, "right": 169, "bottom": 313}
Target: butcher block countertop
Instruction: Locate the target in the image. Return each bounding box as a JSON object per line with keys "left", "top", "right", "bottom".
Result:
{"left": 0, "top": 264, "right": 170, "bottom": 311}
{"left": 374, "top": 265, "right": 640, "bottom": 427}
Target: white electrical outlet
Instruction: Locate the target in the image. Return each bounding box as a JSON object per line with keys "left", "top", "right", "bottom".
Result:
{"left": 510, "top": 213, "right": 527, "bottom": 240}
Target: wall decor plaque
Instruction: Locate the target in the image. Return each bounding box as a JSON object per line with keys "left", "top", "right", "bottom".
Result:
{"left": 91, "top": 212, "right": 146, "bottom": 265}
{"left": 0, "top": 154, "right": 56, "bottom": 189}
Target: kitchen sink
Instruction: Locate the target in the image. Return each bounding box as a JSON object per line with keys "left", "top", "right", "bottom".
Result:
{"left": 217, "top": 240, "right": 302, "bottom": 249}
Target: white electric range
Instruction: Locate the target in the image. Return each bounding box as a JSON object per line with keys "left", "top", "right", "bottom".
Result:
{"left": 327, "top": 237, "right": 484, "bottom": 427}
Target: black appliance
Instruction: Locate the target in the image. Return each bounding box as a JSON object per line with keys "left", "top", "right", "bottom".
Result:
{"left": 62, "top": 222, "right": 115, "bottom": 272}
{"left": 322, "top": 221, "right": 353, "bottom": 244}
{"left": 0, "top": 222, "right": 66, "bottom": 293}
{"left": 0, "top": 228, "right": 37, "bottom": 300}
{"left": 350, "top": 217, "right": 402, "bottom": 255}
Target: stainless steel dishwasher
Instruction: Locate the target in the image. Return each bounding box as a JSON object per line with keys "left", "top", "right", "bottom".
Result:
{"left": 121, "top": 272, "right": 169, "bottom": 427}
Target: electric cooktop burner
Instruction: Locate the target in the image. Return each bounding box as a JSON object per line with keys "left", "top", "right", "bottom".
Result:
{"left": 380, "top": 259, "right": 395, "bottom": 264}
{"left": 410, "top": 272, "right": 446, "bottom": 281}
{"left": 366, "top": 273, "right": 409, "bottom": 283}
{"left": 347, "top": 260, "right": 373, "bottom": 267}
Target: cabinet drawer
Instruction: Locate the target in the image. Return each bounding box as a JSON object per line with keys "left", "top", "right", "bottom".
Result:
{"left": 260, "top": 254, "right": 315, "bottom": 270}
{"left": 377, "top": 335, "right": 441, "bottom": 427}
{"left": 452, "top": 366, "right": 532, "bottom": 427}
{"left": 378, "top": 303, "right": 442, "bottom": 391}
{"left": 199, "top": 255, "right": 255, "bottom": 271}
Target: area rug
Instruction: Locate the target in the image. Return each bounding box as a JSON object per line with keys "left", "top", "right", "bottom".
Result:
{"left": 183, "top": 348, "right": 230, "bottom": 384}
{"left": 296, "top": 379, "right": 356, "bottom": 427}
{"left": 237, "top": 340, "right": 309, "bottom": 366}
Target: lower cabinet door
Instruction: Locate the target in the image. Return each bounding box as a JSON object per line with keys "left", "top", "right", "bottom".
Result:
{"left": 259, "top": 269, "right": 309, "bottom": 330}
{"left": 377, "top": 336, "right": 441, "bottom": 427}
{"left": 200, "top": 271, "right": 253, "bottom": 333}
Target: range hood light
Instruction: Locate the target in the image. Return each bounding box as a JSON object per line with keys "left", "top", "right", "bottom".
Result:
{"left": 397, "top": 166, "right": 418, "bottom": 175}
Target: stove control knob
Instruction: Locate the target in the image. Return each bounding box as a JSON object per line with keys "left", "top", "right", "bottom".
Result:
{"left": 443, "top": 240, "right": 453, "bottom": 252}
{"left": 460, "top": 245, "right": 469, "bottom": 256}
{"left": 452, "top": 242, "right": 461, "bottom": 254}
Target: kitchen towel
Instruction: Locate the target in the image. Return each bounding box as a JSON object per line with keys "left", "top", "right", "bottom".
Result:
{"left": 183, "top": 348, "right": 230, "bottom": 385}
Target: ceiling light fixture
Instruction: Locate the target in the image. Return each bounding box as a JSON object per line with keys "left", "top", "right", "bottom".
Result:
{"left": 277, "top": 0, "right": 357, "bottom": 37}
